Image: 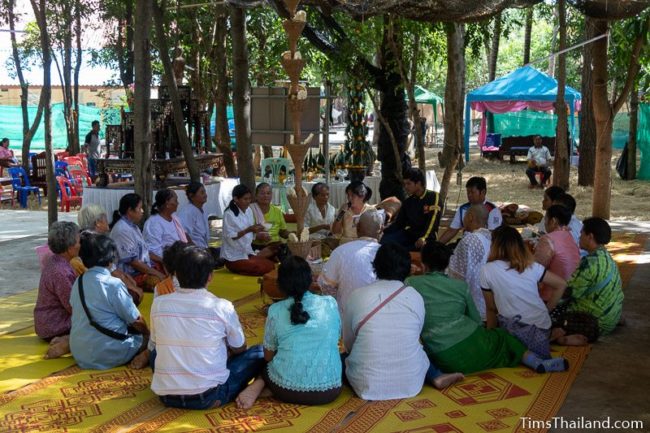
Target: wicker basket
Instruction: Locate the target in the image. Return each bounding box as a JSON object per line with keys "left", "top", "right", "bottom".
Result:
{"left": 287, "top": 143, "right": 309, "bottom": 169}
{"left": 287, "top": 240, "right": 312, "bottom": 259}
{"left": 283, "top": 19, "right": 306, "bottom": 53}
{"left": 284, "top": 0, "right": 301, "bottom": 16}
{"left": 280, "top": 58, "right": 305, "bottom": 84}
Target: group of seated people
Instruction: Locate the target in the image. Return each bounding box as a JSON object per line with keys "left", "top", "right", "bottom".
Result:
{"left": 33, "top": 167, "right": 624, "bottom": 412}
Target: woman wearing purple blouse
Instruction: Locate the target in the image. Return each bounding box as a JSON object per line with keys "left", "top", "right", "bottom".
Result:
{"left": 34, "top": 221, "right": 80, "bottom": 359}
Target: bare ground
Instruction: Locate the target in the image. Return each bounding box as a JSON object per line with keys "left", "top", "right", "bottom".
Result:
{"left": 425, "top": 148, "right": 650, "bottom": 222}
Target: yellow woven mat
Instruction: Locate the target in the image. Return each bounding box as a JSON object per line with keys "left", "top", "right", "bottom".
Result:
{"left": 336, "top": 346, "right": 589, "bottom": 433}
{"left": 0, "top": 290, "right": 37, "bottom": 336}
{"left": 0, "top": 235, "right": 644, "bottom": 432}
{"left": 0, "top": 295, "right": 589, "bottom": 433}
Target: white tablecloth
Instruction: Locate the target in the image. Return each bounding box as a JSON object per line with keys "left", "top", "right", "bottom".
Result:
{"left": 84, "top": 182, "right": 225, "bottom": 223}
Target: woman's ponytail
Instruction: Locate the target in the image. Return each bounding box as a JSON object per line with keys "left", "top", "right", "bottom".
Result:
{"left": 290, "top": 292, "right": 310, "bottom": 325}
{"left": 277, "top": 256, "right": 312, "bottom": 325}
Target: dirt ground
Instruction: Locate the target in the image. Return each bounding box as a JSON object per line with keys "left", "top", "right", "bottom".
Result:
{"left": 424, "top": 148, "right": 650, "bottom": 222}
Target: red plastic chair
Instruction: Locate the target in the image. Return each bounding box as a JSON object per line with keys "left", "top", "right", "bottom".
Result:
{"left": 56, "top": 176, "right": 82, "bottom": 212}
{"left": 66, "top": 163, "right": 93, "bottom": 191}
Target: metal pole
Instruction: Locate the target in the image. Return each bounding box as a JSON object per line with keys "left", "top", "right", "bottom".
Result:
{"left": 324, "top": 80, "right": 331, "bottom": 184}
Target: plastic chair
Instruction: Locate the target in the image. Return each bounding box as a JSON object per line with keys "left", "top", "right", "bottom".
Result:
{"left": 55, "top": 160, "right": 69, "bottom": 178}
{"left": 261, "top": 157, "right": 291, "bottom": 212}
{"left": 56, "top": 176, "right": 82, "bottom": 212}
{"left": 66, "top": 163, "right": 92, "bottom": 190}
{"left": 7, "top": 166, "right": 41, "bottom": 208}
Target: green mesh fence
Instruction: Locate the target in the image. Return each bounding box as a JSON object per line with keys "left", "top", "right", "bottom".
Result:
{"left": 493, "top": 110, "right": 560, "bottom": 137}
{"left": 638, "top": 103, "right": 650, "bottom": 180}
{"left": 0, "top": 103, "right": 122, "bottom": 152}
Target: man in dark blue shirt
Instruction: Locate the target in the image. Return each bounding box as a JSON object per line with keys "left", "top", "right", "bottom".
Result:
{"left": 381, "top": 168, "right": 441, "bottom": 251}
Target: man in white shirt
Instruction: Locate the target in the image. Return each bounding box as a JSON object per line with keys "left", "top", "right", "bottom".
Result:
{"left": 438, "top": 176, "right": 502, "bottom": 245}
{"left": 150, "top": 246, "right": 264, "bottom": 409}
{"left": 318, "top": 209, "right": 383, "bottom": 315}
{"left": 526, "top": 135, "right": 553, "bottom": 189}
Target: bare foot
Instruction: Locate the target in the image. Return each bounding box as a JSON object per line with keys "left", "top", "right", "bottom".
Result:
{"left": 432, "top": 372, "right": 464, "bottom": 390}
{"left": 236, "top": 378, "right": 266, "bottom": 409}
{"left": 129, "top": 349, "right": 150, "bottom": 369}
{"left": 557, "top": 334, "right": 588, "bottom": 346}
{"left": 44, "top": 335, "right": 70, "bottom": 359}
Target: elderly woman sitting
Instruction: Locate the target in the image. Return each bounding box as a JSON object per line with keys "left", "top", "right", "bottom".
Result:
{"left": 34, "top": 221, "right": 80, "bottom": 359}
{"left": 304, "top": 183, "right": 336, "bottom": 240}
{"left": 111, "top": 193, "right": 165, "bottom": 291}
{"left": 69, "top": 232, "right": 150, "bottom": 370}
{"left": 75, "top": 204, "right": 143, "bottom": 304}
{"left": 250, "top": 182, "right": 289, "bottom": 251}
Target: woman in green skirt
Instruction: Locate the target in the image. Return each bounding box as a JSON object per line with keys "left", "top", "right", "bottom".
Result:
{"left": 406, "top": 241, "right": 569, "bottom": 374}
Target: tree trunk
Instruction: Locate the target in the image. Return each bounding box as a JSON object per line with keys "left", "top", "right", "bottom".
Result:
{"left": 134, "top": 0, "right": 153, "bottom": 219}
{"left": 592, "top": 16, "right": 648, "bottom": 218}
{"left": 578, "top": 16, "right": 597, "bottom": 186}
{"left": 553, "top": 0, "right": 570, "bottom": 190}
{"left": 62, "top": 2, "right": 75, "bottom": 153}
{"left": 9, "top": 0, "right": 45, "bottom": 173}
{"left": 591, "top": 19, "right": 613, "bottom": 218}
{"left": 214, "top": 4, "right": 237, "bottom": 177}
{"left": 230, "top": 6, "right": 255, "bottom": 191}
{"left": 411, "top": 33, "right": 425, "bottom": 172}
{"left": 439, "top": 23, "right": 466, "bottom": 204}
{"left": 485, "top": 14, "right": 501, "bottom": 133}
{"left": 488, "top": 13, "right": 501, "bottom": 81}
{"left": 152, "top": 0, "right": 201, "bottom": 182}
{"left": 387, "top": 18, "right": 424, "bottom": 172}
{"left": 627, "top": 81, "right": 638, "bottom": 180}
{"left": 30, "top": 0, "right": 56, "bottom": 226}
{"left": 548, "top": 9, "right": 559, "bottom": 77}
{"left": 523, "top": 7, "right": 533, "bottom": 65}
{"left": 377, "top": 17, "right": 410, "bottom": 201}
{"left": 72, "top": 0, "right": 82, "bottom": 155}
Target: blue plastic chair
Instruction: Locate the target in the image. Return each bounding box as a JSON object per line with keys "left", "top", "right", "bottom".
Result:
{"left": 7, "top": 166, "right": 41, "bottom": 208}
{"left": 55, "top": 161, "right": 69, "bottom": 178}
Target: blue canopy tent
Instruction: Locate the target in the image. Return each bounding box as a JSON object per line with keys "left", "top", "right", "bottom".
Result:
{"left": 464, "top": 66, "right": 581, "bottom": 161}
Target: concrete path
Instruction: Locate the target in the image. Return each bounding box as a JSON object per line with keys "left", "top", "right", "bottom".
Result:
{"left": 0, "top": 210, "right": 77, "bottom": 296}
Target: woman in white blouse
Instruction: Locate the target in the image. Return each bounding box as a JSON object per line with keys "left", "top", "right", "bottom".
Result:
{"left": 221, "top": 184, "right": 276, "bottom": 276}
{"left": 305, "top": 183, "right": 336, "bottom": 240}
{"left": 143, "top": 189, "right": 188, "bottom": 268}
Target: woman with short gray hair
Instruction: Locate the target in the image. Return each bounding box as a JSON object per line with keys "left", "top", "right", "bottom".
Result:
{"left": 35, "top": 221, "right": 80, "bottom": 359}
{"left": 77, "top": 204, "right": 109, "bottom": 232}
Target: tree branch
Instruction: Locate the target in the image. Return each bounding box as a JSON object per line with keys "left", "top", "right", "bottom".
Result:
{"left": 612, "top": 16, "right": 650, "bottom": 114}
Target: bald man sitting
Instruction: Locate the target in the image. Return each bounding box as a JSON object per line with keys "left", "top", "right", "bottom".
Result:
{"left": 447, "top": 204, "right": 492, "bottom": 320}
{"left": 318, "top": 209, "right": 383, "bottom": 315}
